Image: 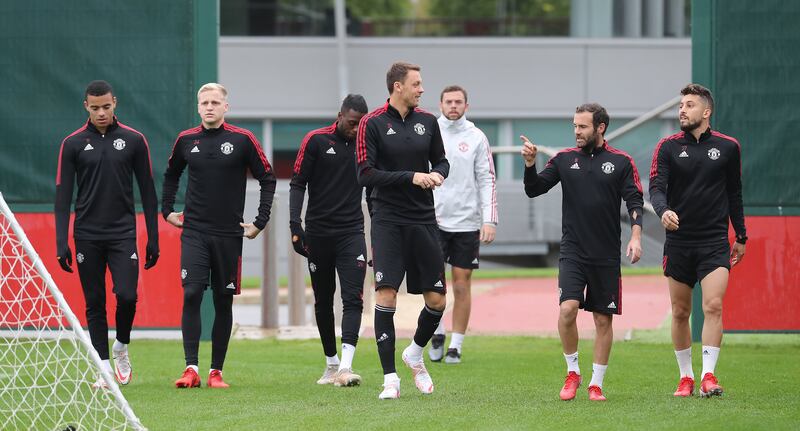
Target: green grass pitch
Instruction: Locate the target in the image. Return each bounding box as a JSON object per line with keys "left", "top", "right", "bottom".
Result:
{"left": 112, "top": 335, "right": 800, "bottom": 430}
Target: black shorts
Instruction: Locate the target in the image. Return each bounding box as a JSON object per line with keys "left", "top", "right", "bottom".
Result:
{"left": 438, "top": 229, "right": 480, "bottom": 269}
{"left": 558, "top": 258, "right": 621, "bottom": 315}
{"left": 75, "top": 238, "right": 139, "bottom": 301}
{"left": 663, "top": 242, "right": 730, "bottom": 287}
{"left": 371, "top": 221, "right": 446, "bottom": 295}
{"left": 180, "top": 229, "right": 243, "bottom": 295}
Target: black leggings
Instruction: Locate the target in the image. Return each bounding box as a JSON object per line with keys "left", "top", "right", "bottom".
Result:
{"left": 306, "top": 233, "right": 366, "bottom": 357}
{"left": 181, "top": 283, "right": 233, "bottom": 370}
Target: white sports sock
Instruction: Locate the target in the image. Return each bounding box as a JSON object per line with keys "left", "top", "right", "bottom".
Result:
{"left": 564, "top": 352, "right": 580, "bottom": 374}
{"left": 209, "top": 368, "right": 222, "bottom": 375}
{"left": 339, "top": 343, "right": 356, "bottom": 370}
{"left": 434, "top": 321, "right": 446, "bottom": 336}
{"left": 101, "top": 359, "right": 113, "bottom": 374}
{"left": 449, "top": 333, "right": 465, "bottom": 352}
{"left": 186, "top": 365, "right": 199, "bottom": 374}
{"left": 112, "top": 340, "right": 127, "bottom": 353}
{"left": 326, "top": 354, "right": 340, "bottom": 366}
{"left": 701, "top": 345, "right": 720, "bottom": 376}
{"left": 674, "top": 347, "right": 694, "bottom": 378}
{"left": 405, "top": 341, "right": 424, "bottom": 360}
{"left": 383, "top": 373, "right": 400, "bottom": 384}
{"left": 589, "top": 363, "right": 608, "bottom": 388}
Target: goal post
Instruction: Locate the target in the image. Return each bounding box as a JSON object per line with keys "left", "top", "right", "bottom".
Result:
{"left": 0, "top": 192, "right": 146, "bottom": 430}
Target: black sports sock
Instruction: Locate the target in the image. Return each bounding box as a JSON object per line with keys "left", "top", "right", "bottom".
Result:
{"left": 181, "top": 283, "right": 205, "bottom": 367}
{"left": 210, "top": 292, "right": 234, "bottom": 370}
{"left": 374, "top": 304, "right": 396, "bottom": 374}
{"left": 413, "top": 305, "right": 444, "bottom": 348}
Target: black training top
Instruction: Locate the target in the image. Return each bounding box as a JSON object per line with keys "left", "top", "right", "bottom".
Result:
{"left": 289, "top": 121, "right": 364, "bottom": 236}
{"left": 524, "top": 142, "right": 644, "bottom": 266}
{"left": 162, "top": 122, "right": 276, "bottom": 237}
{"left": 356, "top": 101, "right": 449, "bottom": 225}
{"left": 649, "top": 128, "right": 746, "bottom": 246}
{"left": 55, "top": 118, "right": 159, "bottom": 251}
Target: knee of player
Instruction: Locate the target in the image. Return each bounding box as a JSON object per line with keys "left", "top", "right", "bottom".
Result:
{"left": 341, "top": 299, "right": 363, "bottom": 312}
{"left": 671, "top": 305, "right": 692, "bottom": 321}
{"left": 592, "top": 312, "right": 613, "bottom": 330}
{"left": 558, "top": 301, "right": 579, "bottom": 320}
{"left": 375, "top": 286, "right": 398, "bottom": 306}
{"left": 182, "top": 283, "right": 206, "bottom": 305}
{"left": 115, "top": 291, "right": 138, "bottom": 306}
{"left": 702, "top": 297, "right": 723, "bottom": 316}
{"left": 452, "top": 281, "right": 471, "bottom": 296}
{"left": 426, "top": 295, "right": 446, "bottom": 312}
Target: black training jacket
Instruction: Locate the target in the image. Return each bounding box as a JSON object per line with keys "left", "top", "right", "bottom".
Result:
{"left": 649, "top": 128, "right": 746, "bottom": 246}
{"left": 524, "top": 142, "right": 644, "bottom": 266}
{"left": 162, "top": 122, "right": 276, "bottom": 237}
{"left": 55, "top": 118, "right": 159, "bottom": 251}
{"left": 356, "top": 101, "right": 449, "bottom": 225}
{"left": 289, "top": 121, "right": 364, "bottom": 236}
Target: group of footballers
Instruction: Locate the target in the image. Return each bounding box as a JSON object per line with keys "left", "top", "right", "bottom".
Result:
{"left": 55, "top": 61, "right": 746, "bottom": 401}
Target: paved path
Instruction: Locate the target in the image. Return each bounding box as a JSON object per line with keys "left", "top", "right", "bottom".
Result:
{"left": 360, "top": 275, "right": 670, "bottom": 339}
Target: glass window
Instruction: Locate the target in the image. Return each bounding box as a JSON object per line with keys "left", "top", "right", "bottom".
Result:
{"left": 221, "top": 0, "right": 335, "bottom": 36}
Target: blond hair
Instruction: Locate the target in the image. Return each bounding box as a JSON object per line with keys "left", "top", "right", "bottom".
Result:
{"left": 197, "top": 83, "right": 228, "bottom": 99}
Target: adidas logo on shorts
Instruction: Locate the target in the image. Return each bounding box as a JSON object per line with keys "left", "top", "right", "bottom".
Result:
{"left": 607, "top": 301, "right": 617, "bottom": 309}
{"left": 357, "top": 254, "right": 365, "bottom": 262}
{"left": 377, "top": 333, "right": 389, "bottom": 343}
{"left": 130, "top": 253, "right": 138, "bottom": 260}
{"left": 434, "top": 280, "right": 443, "bottom": 288}
{"left": 226, "top": 282, "right": 236, "bottom": 290}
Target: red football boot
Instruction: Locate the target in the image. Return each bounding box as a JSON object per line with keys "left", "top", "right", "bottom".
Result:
{"left": 559, "top": 371, "right": 581, "bottom": 400}
{"left": 673, "top": 376, "right": 695, "bottom": 397}
{"left": 587, "top": 385, "right": 607, "bottom": 401}
{"left": 174, "top": 367, "right": 201, "bottom": 388}
{"left": 207, "top": 369, "right": 230, "bottom": 388}
{"left": 700, "top": 373, "right": 723, "bottom": 398}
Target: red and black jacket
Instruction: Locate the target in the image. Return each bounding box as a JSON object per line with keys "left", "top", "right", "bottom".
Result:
{"left": 356, "top": 101, "right": 449, "bottom": 225}
{"left": 55, "top": 118, "right": 159, "bottom": 251}
{"left": 649, "top": 128, "right": 746, "bottom": 246}
{"left": 289, "top": 121, "right": 364, "bottom": 236}
{"left": 162, "top": 122, "right": 276, "bottom": 237}
{"left": 525, "top": 142, "right": 644, "bottom": 266}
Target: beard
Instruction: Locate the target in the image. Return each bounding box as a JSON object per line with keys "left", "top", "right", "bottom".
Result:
{"left": 578, "top": 129, "right": 599, "bottom": 153}
{"left": 680, "top": 117, "right": 703, "bottom": 133}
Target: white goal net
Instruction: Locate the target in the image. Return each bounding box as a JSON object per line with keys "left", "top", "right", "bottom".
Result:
{"left": 0, "top": 193, "right": 145, "bottom": 430}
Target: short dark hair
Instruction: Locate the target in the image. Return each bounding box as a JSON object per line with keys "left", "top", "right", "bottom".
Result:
{"left": 440, "top": 85, "right": 468, "bottom": 103}
{"left": 680, "top": 83, "right": 714, "bottom": 113}
{"left": 575, "top": 103, "right": 610, "bottom": 134}
{"left": 85, "top": 80, "right": 114, "bottom": 99}
{"left": 386, "top": 62, "right": 420, "bottom": 94}
{"left": 340, "top": 94, "right": 368, "bottom": 114}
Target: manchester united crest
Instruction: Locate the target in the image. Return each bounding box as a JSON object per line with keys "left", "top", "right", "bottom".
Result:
{"left": 707, "top": 148, "right": 720, "bottom": 160}
{"left": 221, "top": 142, "right": 234, "bottom": 155}
{"left": 413, "top": 123, "right": 425, "bottom": 135}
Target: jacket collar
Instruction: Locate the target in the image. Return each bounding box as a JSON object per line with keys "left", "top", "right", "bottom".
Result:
{"left": 438, "top": 114, "right": 469, "bottom": 131}
{"left": 86, "top": 116, "right": 119, "bottom": 134}
{"left": 201, "top": 121, "right": 226, "bottom": 135}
